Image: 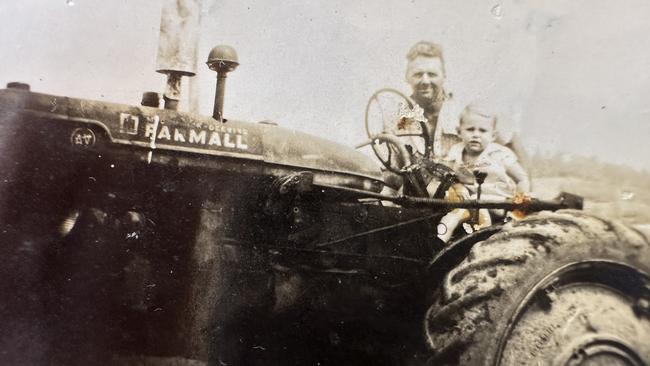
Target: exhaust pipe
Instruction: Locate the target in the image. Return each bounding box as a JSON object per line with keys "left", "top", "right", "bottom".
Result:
{"left": 206, "top": 45, "right": 239, "bottom": 122}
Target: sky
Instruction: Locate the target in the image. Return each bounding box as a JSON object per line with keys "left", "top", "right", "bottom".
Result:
{"left": 1, "top": 0, "right": 650, "bottom": 171}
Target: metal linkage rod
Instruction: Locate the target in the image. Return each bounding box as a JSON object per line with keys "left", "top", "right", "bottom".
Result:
{"left": 316, "top": 183, "right": 583, "bottom": 212}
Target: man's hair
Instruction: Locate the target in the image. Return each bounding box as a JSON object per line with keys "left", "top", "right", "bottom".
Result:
{"left": 406, "top": 41, "right": 446, "bottom": 74}
{"left": 459, "top": 103, "right": 497, "bottom": 128}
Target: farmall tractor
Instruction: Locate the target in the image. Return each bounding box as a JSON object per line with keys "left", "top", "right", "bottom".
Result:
{"left": 1, "top": 42, "right": 650, "bottom": 366}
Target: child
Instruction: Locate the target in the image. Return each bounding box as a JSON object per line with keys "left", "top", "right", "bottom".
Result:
{"left": 437, "top": 103, "right": 530, "bottom": 242}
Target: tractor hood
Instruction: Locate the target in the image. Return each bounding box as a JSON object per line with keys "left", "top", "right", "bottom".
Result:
{"left": 0, "top": 87, "right": 384, "bottom": 191}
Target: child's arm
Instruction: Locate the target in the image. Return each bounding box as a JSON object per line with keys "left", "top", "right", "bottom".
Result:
{"left": 505, "top": 160, "right": 531, "bottom": 193}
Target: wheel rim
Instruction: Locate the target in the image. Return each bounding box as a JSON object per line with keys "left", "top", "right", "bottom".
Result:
{"left": 495, "top": 260, "right": 650, "bottom": 366}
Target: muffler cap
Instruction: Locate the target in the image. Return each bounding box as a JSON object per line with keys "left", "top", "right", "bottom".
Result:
{"left": 7, "top": 82, "right": 30, "bottom": 91}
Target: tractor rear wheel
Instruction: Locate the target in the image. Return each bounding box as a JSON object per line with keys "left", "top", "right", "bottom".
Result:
{"left": 425, "top": 210, "right": 650, "bottom": 366}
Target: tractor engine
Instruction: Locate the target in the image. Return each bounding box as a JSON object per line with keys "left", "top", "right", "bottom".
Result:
{"left": 0, "top": 44, "right": 440, "bottom": 365}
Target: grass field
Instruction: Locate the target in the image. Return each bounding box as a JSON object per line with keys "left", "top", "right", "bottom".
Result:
{"left": 529, "top": 154, "right": 650, "bottom": 225}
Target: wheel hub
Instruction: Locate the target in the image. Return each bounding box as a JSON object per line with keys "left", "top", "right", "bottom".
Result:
{"left": 496, "top": 261, "right": 650, "bottom": 366}
{"left": 558, "top": 336, "right": 644, "bottom": 366}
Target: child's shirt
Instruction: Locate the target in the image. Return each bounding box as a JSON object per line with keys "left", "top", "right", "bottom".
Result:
{"left": 444, "top": 142, "right": 519, "bottom": 199}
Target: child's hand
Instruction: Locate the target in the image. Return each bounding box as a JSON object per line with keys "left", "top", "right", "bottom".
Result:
{"left": 455, "top": 165, "right": 476, "bottom": 185}
{"left": 447, "top": 183, "right": 471, "bottom": 202}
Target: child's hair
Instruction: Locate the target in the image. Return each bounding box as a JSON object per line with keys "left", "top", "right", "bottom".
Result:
{"left": 459, "top": 103, "right": 497, "bottom": 128}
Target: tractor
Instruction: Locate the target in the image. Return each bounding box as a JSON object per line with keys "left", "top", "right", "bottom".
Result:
{"left": 0, "top": 43, "right": 649, "bottom": 366}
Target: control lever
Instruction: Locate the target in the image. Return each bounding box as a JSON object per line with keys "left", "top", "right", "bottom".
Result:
{"left": 473, "top": 170, "right": 488, "bottom": 201}
{"left": 470, "top": 170, "right": 489, "bottom": 229}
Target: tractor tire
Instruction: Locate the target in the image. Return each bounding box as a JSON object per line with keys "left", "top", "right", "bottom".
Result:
{"left": 425, "top": 210, "right": 650, "bottom": 366}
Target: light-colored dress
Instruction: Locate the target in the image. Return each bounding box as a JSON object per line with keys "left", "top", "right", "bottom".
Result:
{"left": 444, "top": 142, "right": 519, "bottom": 200}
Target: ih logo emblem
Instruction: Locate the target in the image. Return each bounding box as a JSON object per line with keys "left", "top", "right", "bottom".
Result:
{"left": 70, "top": 127, "right": 96, "bottom": 148}
{"left": 119, "top": 113, "right": 139, "bottom": 135}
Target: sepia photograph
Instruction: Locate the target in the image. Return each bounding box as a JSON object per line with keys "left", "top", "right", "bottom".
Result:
{"left": 1, "top": 0, "right": 650, "bottom": 365}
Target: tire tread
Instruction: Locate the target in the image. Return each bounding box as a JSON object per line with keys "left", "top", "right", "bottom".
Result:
{"left": 425, "top": 210, "right": 650, "bottom": 365}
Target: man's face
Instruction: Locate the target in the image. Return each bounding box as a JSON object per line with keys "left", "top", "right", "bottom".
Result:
{"left": 458, "top": 112, "right": 496, "bottom": 154}
{"left": 406, "top": 56, "right": 445, "bottom": 105}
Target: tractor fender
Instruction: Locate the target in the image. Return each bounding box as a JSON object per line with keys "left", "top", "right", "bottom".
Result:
{"left": 427, "top": 224, "right": 504, "bottom": 285}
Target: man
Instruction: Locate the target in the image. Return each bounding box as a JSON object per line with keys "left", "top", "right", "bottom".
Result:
{"left": 405, "top": 41, "right": 528, "bottom": 165}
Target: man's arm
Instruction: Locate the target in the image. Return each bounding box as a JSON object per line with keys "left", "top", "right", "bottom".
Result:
{"left": 504, "top": 132, "right": 529, "bottom": 171}
{"left": 506, "top": 160, "right": 531, "bottom": 193}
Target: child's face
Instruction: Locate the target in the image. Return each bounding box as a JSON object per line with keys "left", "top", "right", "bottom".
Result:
{"left": 458, "top": 112, "right": 496, "bottom": 154}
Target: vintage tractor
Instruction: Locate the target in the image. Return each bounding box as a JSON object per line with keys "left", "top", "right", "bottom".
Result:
{"left": 1, "top": 43, "right": 649, "bottom": 366}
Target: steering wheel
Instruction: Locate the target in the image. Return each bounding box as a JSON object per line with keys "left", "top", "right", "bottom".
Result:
{"left": 367, "top": 133, "right": 412, "bottom": 174}
{"left": 364, "top": 88, "right": 430, "bottom": 173}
